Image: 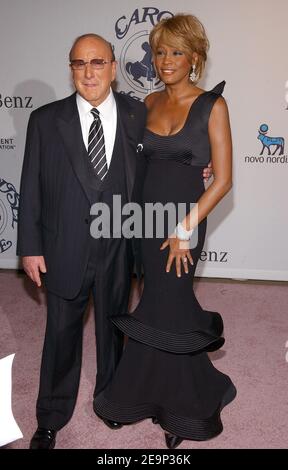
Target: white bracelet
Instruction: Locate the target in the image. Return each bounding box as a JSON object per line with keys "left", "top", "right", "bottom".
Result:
{"left": 175, "top": 222, "right": 194, "bottom": 241}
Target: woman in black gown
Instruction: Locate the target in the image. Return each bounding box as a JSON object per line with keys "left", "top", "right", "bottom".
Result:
{"left": 94, "top": 13, "right": 236, "bottom": 449}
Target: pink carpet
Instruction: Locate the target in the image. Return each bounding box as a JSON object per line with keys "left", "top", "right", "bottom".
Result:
{"left": 0, "top": 270, "right": 287, "bottom": 449}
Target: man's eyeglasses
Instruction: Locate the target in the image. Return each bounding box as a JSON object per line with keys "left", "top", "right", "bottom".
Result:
{"left": 70, "top": 59, "right": 114, "bottom": 70}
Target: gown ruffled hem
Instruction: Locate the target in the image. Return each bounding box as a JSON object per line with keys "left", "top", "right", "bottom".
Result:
{"left": 94, "top": 382, "right": 237, "bottom": 441}
{"left": 111, "top": 310, "right": 225, "bottom": 354}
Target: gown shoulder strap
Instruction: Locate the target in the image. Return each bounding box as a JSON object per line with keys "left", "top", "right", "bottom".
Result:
{"left": 209, "top": 80, "right": 226, "bottom": 95}
{"left": 192, "top": 81, "right": 226, "bottom": 132}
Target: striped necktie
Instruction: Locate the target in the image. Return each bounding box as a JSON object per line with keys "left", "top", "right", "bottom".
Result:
{"left": 88, "top": 108, "right": 108, "bottom": 180}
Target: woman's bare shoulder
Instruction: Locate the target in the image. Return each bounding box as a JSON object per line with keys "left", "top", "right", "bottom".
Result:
{"left": 144, "top": 91, "right": 163, "bottom": 109}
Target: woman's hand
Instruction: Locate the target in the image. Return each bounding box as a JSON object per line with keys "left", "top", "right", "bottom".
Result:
{"left": 160, "top": 237, "right": 193, "bottom": 277}
{"left": 203, "top": 161, "right": 213, "bottom": 182}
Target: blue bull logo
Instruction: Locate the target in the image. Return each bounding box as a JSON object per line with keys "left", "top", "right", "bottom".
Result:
{"left": 258, "top": 124, "right": 285, "bottom": 155}
{"left": 125, "top": 41, "right": 160, "bottom": 88}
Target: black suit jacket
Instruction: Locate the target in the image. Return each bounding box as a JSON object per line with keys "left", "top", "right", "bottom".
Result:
{"left": 17, "top": 91, "right": 147, "bottom": 299}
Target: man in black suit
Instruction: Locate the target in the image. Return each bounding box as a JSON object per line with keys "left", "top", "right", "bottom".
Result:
{"left": 17, "top": 33, "right": 147, "bottom": 449}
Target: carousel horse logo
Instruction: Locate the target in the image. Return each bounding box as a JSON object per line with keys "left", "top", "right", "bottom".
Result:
{"left": 114, "top": 7, "right": 173, "bottom": 96}
{"left": 120, "top": 32, "right": 162, "bottom": 94}
{"left": 125, "top": 41, "right": 160, "bottom": 89}
{"left": 0, "top": 177, "right": 19, "bottom": 254}
{"left": 257, "top": 124, "right": 285, "bottom": 156}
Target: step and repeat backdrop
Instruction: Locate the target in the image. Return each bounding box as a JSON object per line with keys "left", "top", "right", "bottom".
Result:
{"left": 0, "top": 0, "right": 287, "bottom": 280}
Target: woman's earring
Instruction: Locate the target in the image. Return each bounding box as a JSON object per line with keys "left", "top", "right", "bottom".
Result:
{"left": 189, "top": 64, "right": 197, "bottom": 82}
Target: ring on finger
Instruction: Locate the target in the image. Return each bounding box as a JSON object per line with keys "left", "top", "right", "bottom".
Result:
{"left": 183, "top": 257, "right": 188, "bottom": 263}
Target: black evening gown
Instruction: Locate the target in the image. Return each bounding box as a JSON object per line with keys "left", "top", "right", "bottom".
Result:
{"left": 94, "top": 82, "right": 236, "bottom": 441}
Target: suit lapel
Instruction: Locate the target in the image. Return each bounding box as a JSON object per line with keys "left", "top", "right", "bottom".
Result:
{"left": 56, "top": 93, "right": 99, "bottom": 204}
{"left": 114, "top": 92, "right": 138, "bottom": 201}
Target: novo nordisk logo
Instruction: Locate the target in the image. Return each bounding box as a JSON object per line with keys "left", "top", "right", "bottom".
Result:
{"left": 115, "top": 7, "right": 173, "bottom": 96}
{"left": 257, "top": 124, "right": 284, "bottom": 156}
{"left": 245, "top": 124, "right": 287, "bottom": 164}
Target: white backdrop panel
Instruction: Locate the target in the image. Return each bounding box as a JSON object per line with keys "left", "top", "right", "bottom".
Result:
{"left": 0, "top": 0, "right": 287, "bottom": 280}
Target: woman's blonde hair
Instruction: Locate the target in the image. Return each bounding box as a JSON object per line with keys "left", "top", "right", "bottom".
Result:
{"left": 149, "top": 14, "right": 209, "bottom": 82}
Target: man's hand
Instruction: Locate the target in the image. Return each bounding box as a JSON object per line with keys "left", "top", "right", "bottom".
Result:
{"left": 22, "top": 256, "right": 47, "bottom": 287}
{"left": 203, "top": 161, "right": 213, "bottom": 182}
